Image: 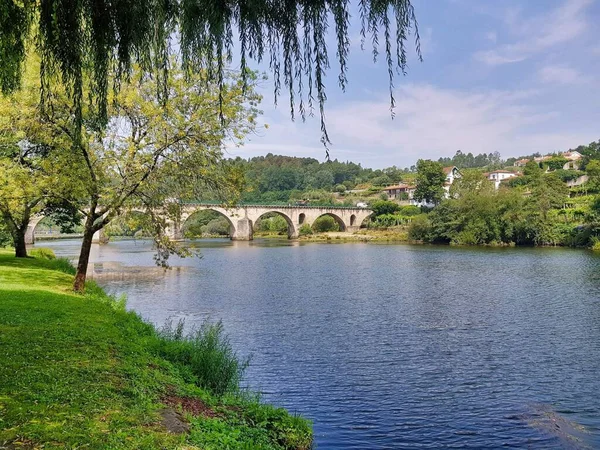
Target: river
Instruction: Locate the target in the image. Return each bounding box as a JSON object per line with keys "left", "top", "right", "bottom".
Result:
{"left": 41, "top": 238, "right": 600, "bottom": 449}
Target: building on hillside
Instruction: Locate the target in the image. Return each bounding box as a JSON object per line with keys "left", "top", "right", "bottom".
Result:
{"left": 514, "top": 158, "right": 529, "bottom": 167}
{"left": 381, "top": 183, "right": 415, "bottom": 200}
{"left": 443, "top": 166, "right": 461, "bottom": 185}
{"left": 409, "top": 166, "right": 462, "bottom": 207}
{"left": 486, "top": 170, "right": 518, "bottom": 189}
{"left": 563, "top": 151, "right": 583, "bottom": 161}
{"left": 561, "top": 151, "right": 583, "bottom": 170}
{"left": 534, "top": 155, "right": 552, "bottom": 163}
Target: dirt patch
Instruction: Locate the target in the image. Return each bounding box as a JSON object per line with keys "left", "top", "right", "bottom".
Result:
{"left": 162, "top": 395, "right": 220, "bottom": 419}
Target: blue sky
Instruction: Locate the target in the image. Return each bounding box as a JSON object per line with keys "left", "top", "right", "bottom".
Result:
{"left": 225, "top": 0, "right": 600, "bottom": 169}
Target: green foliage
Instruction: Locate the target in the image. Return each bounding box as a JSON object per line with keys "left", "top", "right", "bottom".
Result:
{"left": 0, "top": 221, "right": 10, "bottom": 247}
{"left": 0, "top": 249, "right": 311, "bottom": 448}
{"left": 255, "top": 214, "right": 289, "bottom": 234}
{"left": 413, "top": 159, "right": 447, "bottom": 205}
{"left": 586, "top": 160, "right": 600, "bottom": 192}
{"left": 370, "top": 214, "right": 410, "bottom": 227}
{"left": 333, "top": 183, "right": 346, "bottom": 193}
{"left": 398, "top": 205, "right": 422, "bottom": 216}
{"left": 312, "top": 215, "right": 340, "bottom": 233}
{"left": 2, "top": 1, "right": 420, "bottom": 148}
{"left": 407, "top": 214, "right": 431, "bottom": 241}
{"left": 409, "top": 175, "right": 575, "bottom": 246}
{"left": 437, "top": 150, "right": 502, "bottom": 169}
{"left": 554, "top": 169, "right": 581, "bottom": 182}
{"left": 28, "top": 247, "right": 56, "bottom": 260}
{"left": 370, "top": 200, "right": 401, "bottom": 217}
{"left": 299, "top": 224, "right": 313, "bottom": 236}
{"left": 544, "top": 157, "right": 568, "bottom": 171}
{"left": 155, "top": 320, "right": 249, "bottom": 397}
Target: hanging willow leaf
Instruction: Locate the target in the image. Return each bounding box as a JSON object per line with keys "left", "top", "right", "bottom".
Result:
{"left": 1, "top": 0, "right": 420, "bottom": 149}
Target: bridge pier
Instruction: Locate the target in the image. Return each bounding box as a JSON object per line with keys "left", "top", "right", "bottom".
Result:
{"left": 231, "top": 218, "right": 253, "bottom": 240}
{"left": 92, "top": 228, "right": 109, "bottom": 244}
{"left": 25, "top": 224, "right": 36, "bottom": 245}
{"left": 165, "top": 221, "right": 184, "bottom": 241}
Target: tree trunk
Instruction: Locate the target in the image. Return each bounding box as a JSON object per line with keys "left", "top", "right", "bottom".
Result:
{"left": 14, "top": 228, "right": 27, "bottom": 258}
{"left": 73, "top": 225, "right": 95, "bottom": 293}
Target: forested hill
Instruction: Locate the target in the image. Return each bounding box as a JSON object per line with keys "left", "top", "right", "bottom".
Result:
{"left": 229, "top": 154, "right": 408, "bottom": 203}
{"left": 228, "top": 141, "right": 600, "bottom": 204}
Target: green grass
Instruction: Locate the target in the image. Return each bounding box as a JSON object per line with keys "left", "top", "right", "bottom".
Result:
{"left": 0, "top": 249, "right": 311, "bottom": 449}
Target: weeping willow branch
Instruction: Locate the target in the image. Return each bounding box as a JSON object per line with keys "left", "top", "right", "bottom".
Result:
{"left": 1, "top": 0, "right": 420, "bottom": 150}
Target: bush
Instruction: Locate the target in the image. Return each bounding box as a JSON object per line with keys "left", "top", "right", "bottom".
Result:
{"left": 371, "top": 200, "right": 401, "bottom": 217}
{"left": 398, "top": 205, "right": 421, "bottom": 216}
{"left": 408, "top": 214, "right": 431, "bottom": 241}
{"left": 299, "top": 223, "right": 313, "bottom": 236}
{"left": 154, "top": 320, "right": 249, "bottom": 396}
{"left": 29, "top": 247, "right": 56, "bottom": 260}
{"left": 312, "top": 215, "right": 340, "bottom": 232}
{"left": 0, "top": 222, "right": 11, "bottom": 247}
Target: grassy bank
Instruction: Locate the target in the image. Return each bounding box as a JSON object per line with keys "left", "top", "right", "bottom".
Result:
{"left": 0, "top": 248, "right": 311, "bottom": 449}
{"left": 299, "top": 228, "right": 409, "bottom": 242}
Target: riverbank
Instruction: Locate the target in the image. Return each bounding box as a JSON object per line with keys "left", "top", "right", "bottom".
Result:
{"left": 299, "top": 228, "right": 409, "bottom": 242}
{"left": 0, "top": 248, "right": 312, "bottom": 449}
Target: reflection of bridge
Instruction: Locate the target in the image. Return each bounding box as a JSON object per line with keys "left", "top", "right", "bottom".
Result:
{"left": 170, "top": 203, "right": 374, "bottom": 240}
{"left": 26, "top": 203, "right": 374, "bottom": 244}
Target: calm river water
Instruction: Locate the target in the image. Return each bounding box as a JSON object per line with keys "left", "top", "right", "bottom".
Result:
{"left": 42, "top": 238, "right": 600, "bottom": 449}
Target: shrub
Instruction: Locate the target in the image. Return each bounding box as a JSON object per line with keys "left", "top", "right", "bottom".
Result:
{"left": 299, "top": 224, "right": 313, "bottom": 236}
{"left": 398, "top": 205, "right": 421, "bottom": 216}
{"left": 0, "top": 222, "right": 11, "bottom": 247}
{"left": 408, "top": 214, "right": 431, "bottom": 241}
{"left": 371, "top": 200, "right": 401, "bottom": 217}
{"left": 29, "top": 247, "right": 56, "bottom": 260}
{"left": 312, "top": 215, "right": 340, "bottom": 232}
{"left": 50, "top": 257, "right": 77, "bottom": 275}
{"left": 154, "top": 320, "right": 249, "bottom": 396}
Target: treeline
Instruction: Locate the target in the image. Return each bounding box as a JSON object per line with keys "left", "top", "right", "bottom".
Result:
{"left": 506, "top": 140, "right": 600, "bottom": 167}
{"left": 229, "top": 154, "right": 410, "bottom": 203}
{"left": 408, "top": 165, "right": 600, "bottom": 248}
{"left": 437, "top": 150, "right": 503, "bottom": 169}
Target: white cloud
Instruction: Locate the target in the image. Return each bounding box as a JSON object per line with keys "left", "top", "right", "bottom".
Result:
{"left": 229, "top": 83, "right": 597, "bottom": 167}
{"left": 474, "top": 0, "right": 592, "bottom": 66}
{"left": 485, "top": 31, "right": 497, "bottom": 44}
{"left": 538, "top": 65, "right": 588, "bottom": 84}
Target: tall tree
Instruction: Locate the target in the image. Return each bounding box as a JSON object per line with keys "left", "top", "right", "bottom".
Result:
{"left": 413, "top": 159, "right": 446, "bottom": 205}
{"left": 43, "top": 63, "right": 260, "bottom": 292}
{"left": 1, "top": 0, "right": 421, "bottom": 149}
{"left": 0, "top": 55, "right": 75, "bottom": 257}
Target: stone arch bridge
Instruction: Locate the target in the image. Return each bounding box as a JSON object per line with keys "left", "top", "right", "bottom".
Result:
{"left": 172, "top": 203, "right": 374, "bottom": 240}
{"left": 25, "top": 203, "right": 374, "bottom": 244}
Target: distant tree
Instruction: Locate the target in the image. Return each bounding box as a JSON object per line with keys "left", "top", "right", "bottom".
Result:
{"left": 413, "top": 160, "right": 446, "bottom": 205}
{"left": 586, "top": 160, "right": 600, "bottom": 191}
{"left": 371, "top": 200, "right": 401, "bottom": 217}
{"left": 44, "top": 63, "right": 260, "bottom": 292}
{"left": 449, "top": 170, "right": 492, "bottom": 198}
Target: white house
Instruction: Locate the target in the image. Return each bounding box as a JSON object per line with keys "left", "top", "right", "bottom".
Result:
{"left": 514, "top": 158, "right": 529, "bottom": 167}
{"left": 562, "top": 151, "right": 583, "bottom": 170}
{"left": 486, "top": 170, "right": 518, "bottom": 190}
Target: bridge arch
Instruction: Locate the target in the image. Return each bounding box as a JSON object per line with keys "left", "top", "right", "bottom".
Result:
{"left": 312, "top": 213, "right": 346, "bottom": 232}
{"left": 253, "top": 210, "right": 298, "bottom": 239}
{"left": 181, "top": 208, "right": 236, "bottom": 239}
